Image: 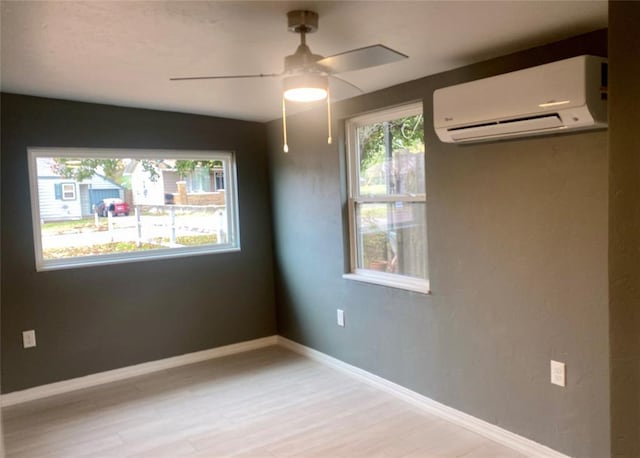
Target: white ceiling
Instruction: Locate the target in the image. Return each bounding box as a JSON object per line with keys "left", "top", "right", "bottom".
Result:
{"left": 1, "top": 1, "right": 607, "bottom": 122}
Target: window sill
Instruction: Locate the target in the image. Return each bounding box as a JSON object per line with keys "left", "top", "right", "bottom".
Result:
{"left": 342, "top": 271, "right": 430, "bottom": 295}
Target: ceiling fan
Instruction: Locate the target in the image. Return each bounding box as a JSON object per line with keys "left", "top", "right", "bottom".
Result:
{"left": 170, "top": 10, "right": 409, "bottom": 152}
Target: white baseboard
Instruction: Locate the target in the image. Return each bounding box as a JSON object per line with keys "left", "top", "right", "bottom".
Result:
{"left": 1, "top": 335, "right": 278, "bottom": 407}
{"left": 277, "top": 336, "right": 570, "bottom": 458}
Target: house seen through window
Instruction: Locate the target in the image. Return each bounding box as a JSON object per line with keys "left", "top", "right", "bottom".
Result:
{"left": 29, "top": 149, "right": 240, "bottom": 271}
{"left": 344, "top": 102, "right": 429, "bottom": 293}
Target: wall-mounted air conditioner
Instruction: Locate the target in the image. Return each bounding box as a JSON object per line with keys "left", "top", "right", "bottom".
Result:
{"left": 433, "top": 55, "right": 608, "bottom": 143}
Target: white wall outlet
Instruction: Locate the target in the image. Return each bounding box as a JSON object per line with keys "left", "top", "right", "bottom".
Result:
{"left": 551, "top": 360, "right": 566, "bottom": 387}
{"left": 22, "top": 330, "right": 37, "bottom": 349}
{"left": 337, "top": 309, "right": 345, "bottom": 327}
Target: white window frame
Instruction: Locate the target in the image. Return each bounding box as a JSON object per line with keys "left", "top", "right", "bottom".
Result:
{"left": 61, "top": 182, "right": 76, "bottom": 200}
{"left": 343, "top": 102, "right": 430, "bottom": 294}
{"left": 28, "top": 147, "right": 241, "bottom": 272}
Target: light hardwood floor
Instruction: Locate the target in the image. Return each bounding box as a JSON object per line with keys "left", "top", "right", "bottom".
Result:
{"left": 2, "top": 346, "right": 527, "bottom": 457}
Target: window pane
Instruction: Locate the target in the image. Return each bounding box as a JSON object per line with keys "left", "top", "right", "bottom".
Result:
{"left": 355, "top": 202, "right": 427, "bottom": 279}
{"left": 30, "top": 152, "right": 238, "bottom": 270}
{"left": 356, "top": 113, "right": 424, "bottom": 197}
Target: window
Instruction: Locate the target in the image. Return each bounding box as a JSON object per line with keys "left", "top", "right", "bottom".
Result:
{"left": 28, "top": 148, "right": 240, "bottom": 271}
{"left": 186, "top": 166, "right": 211, "bottom": 193}
{"left": 214, "top": 169, "right": 225, "bottom": 190}
{"left": 344, "top": 102, "right": 429, "bottom": 293}
{"left": 60, "top": 182, "right": 77, "bottom": 200}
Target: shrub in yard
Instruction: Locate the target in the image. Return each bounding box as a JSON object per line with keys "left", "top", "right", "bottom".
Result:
{"left": 362, "top": 231, "right": 388, "bottom": 270}
{"left": 176, "top": 234, "right": 218, "bottom": 245}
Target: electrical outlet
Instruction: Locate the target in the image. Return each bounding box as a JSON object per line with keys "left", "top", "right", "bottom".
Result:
{"left": 22, "top": 330, "right": 37, "bottom": 349}
{"left": 337, "top": 309, "right": 345, "bottom": 327}
{"left": 551, "top": 360, "right": 566, "bottom": 387}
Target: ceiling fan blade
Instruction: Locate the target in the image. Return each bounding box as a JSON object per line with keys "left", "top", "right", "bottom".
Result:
{"left": 329, "top": 74, "right": 364, "bottom": 94}
{"left": 170, "top": 73, "right": 282, "bottom": 81}
{"left": 317, "top": 44, "right": 408, "bottom": 74}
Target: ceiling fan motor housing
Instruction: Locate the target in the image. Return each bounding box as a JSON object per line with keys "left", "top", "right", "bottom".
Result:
{"left": 285, "top": 11, "right": 326, "bottom": 74}
{"left": 287, "top": 10, "right": 318, "bottom": 33}
{"left": 284, "top": 48, "right": 325, "bottom": 74}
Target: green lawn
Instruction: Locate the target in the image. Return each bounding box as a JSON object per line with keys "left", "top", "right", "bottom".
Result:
{"left": 359, "top": 184, "right": 387, "bottom": 196}
{"left": 42, "top": 218, "right": 104, "bottom": 235}
{"left": 359, "top": 205, "right": 387, "bottom": 219}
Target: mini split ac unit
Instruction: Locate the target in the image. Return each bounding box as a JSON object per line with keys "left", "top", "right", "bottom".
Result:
{"left": 433, "top": 55, "right": 608, "bottom": 143}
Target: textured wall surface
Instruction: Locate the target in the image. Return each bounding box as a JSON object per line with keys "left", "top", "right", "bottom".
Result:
{"left": 267, "top": 31, "right": 610, "bottom": 457}
{"left": 1, "top": 94, "right": 276, "bottom": 393}
{"left": 609, "top": 2, "right": 640, "bottom": 456}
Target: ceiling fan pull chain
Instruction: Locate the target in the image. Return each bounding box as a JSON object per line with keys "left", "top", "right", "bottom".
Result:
{"left": 282, "top": 97, "right": 289, "bottom": 153}
{"left": 327, "top": 87, "right": 332, "bottom": 145}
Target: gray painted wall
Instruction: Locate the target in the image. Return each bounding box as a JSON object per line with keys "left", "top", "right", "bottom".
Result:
{"left": 609, "top": 2, "right": 640, "bottom": 456}
{"left": 267, "top": 30, "right": 610, "bottom": 457}
{"left": 1, "top": 94, "right": 276, "bottom": 393}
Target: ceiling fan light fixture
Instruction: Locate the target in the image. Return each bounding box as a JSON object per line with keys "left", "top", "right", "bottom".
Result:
{"left": 283, "top": 73, "right": 328, "bottom": 102}
{"left": 281, "top": 72, "right": 332, "bottom": 153}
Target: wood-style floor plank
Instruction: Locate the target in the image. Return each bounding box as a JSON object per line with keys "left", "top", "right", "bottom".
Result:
{"left": 1, "top": 346, "right": 527, "bottom": 457}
